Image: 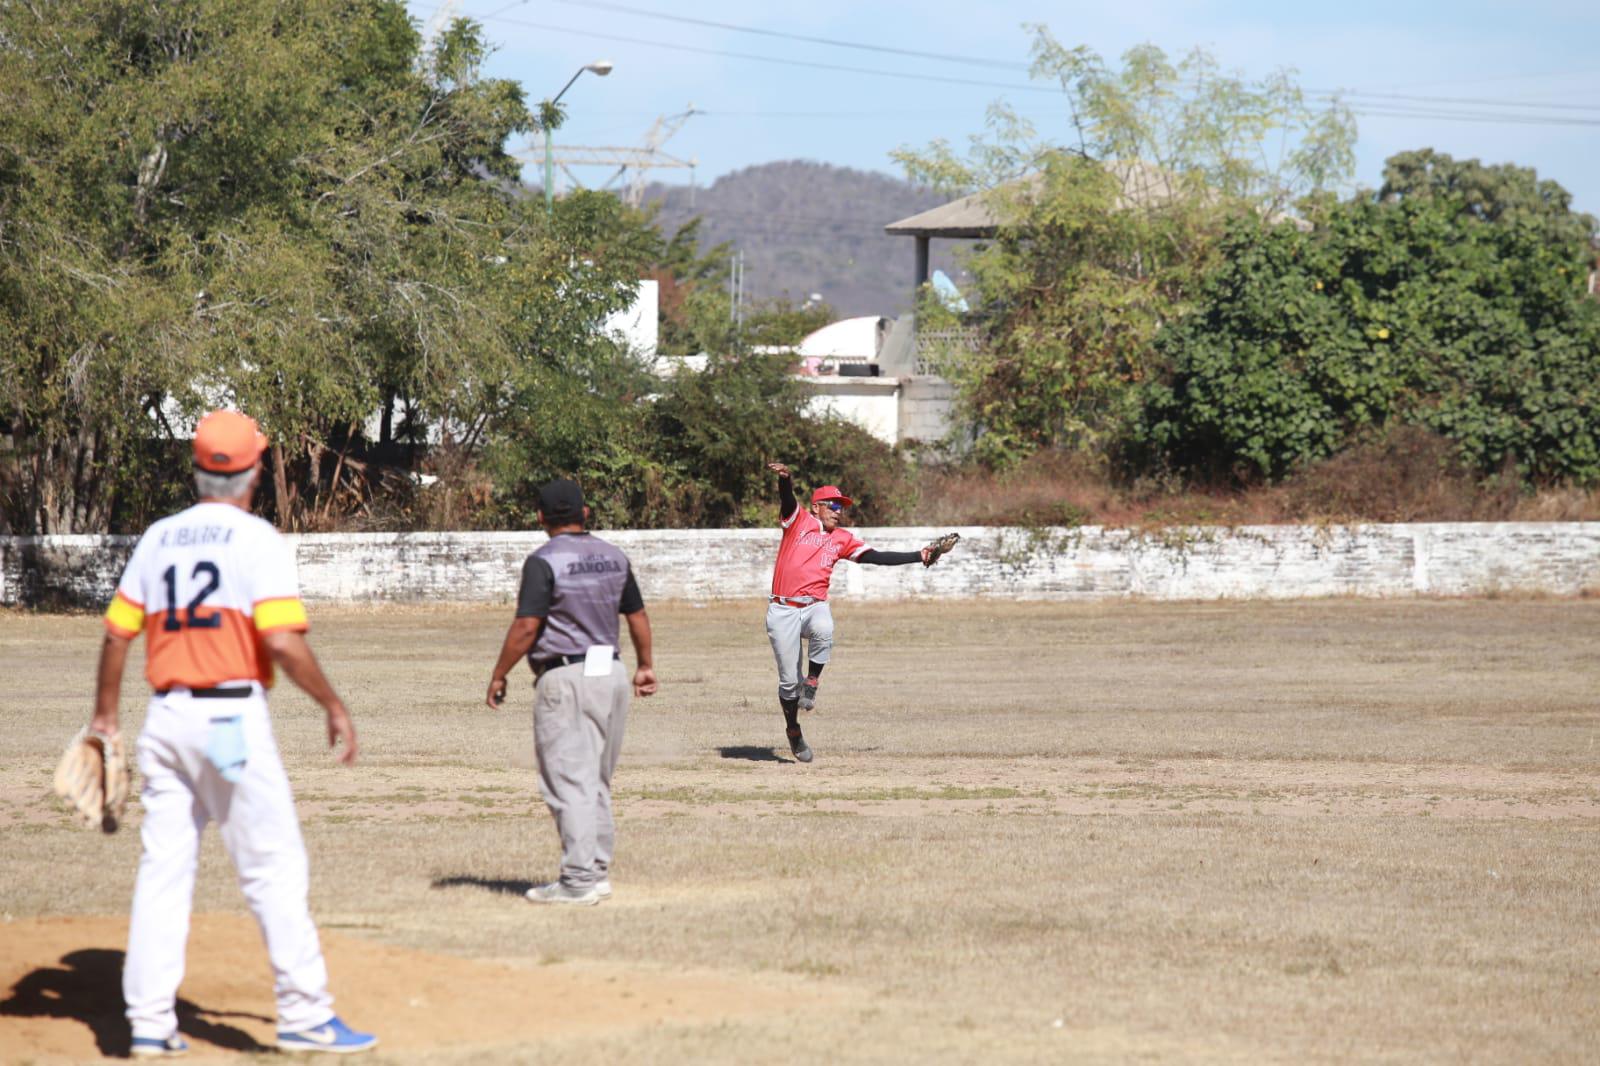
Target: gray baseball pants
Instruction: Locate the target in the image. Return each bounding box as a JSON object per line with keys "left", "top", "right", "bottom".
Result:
{"left": 765, "top": 600, "right": 834, "bottom": 702}
{"left": 532, "top": 661, "right": 631, "bottom": 890}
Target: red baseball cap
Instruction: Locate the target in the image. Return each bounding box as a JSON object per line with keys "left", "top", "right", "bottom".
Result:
{"left": 193, "top": 410, "right": 268, "bottom": 473}
{"left": 811, "top": 485, "right": 853, "bottom": 507}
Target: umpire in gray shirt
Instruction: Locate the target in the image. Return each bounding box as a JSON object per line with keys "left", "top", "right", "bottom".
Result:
{"left": 486, "top": 479, "right": 658, "bottom": 905}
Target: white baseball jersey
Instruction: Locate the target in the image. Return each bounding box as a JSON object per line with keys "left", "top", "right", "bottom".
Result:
{"left": 105, "top": 501, "right": 308, "bottom": 690}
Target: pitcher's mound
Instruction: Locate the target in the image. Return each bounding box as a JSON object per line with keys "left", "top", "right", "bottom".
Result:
{"left": 0, "top": 914, "right": 826, "bottom": 1061}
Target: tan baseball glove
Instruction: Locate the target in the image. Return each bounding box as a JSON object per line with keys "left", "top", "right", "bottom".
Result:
{"left": 923, "top": 532, "right": 961, "bottom": 567}
{"left": 53, "top": 727, "right": 131, "bottom": 833}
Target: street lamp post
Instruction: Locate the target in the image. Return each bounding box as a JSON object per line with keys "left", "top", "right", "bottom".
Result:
{"left": 544, "top": 60, "right": 613, "bottom": 215}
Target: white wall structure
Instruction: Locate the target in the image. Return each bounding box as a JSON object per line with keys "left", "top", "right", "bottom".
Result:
{"left": 802, "top": 377, "right": 902, "bottom": 445}
{"left": 601, "top": 278, "right": 659, "bottom": 358}
{"left": 6, "top": 524, "right": 1600, "bottom": 608}
{"left": 790, "top": 315, "right": 903, "bottom": 444}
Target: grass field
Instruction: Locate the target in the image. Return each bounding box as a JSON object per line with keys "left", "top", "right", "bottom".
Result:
{"left": 3, "top": 599, "right": 1599, "bottom": 1063}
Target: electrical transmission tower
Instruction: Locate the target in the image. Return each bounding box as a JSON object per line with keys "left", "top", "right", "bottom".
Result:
{"left": 525, "top": 107, "right": 699, "bottom": 207}
{"left": 418, "top": 0, "right": 462, "bottom": 59}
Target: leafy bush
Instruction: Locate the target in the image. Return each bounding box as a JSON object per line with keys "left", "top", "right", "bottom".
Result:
{"left": 477, "top": 348, "right": 908, "bottom": 530}
{"left": 1140, "top": 161, "right": 1600, "bottom": 486}
{"left": 644, "top": 351, "right": 908, "bottom": 527}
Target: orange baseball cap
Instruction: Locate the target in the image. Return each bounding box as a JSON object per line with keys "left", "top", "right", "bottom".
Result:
{"left": 193, "top": 410, "right": 268, "bottom": 473}
{"left": 811, "top": 485, "right": 853, "bottom": 507}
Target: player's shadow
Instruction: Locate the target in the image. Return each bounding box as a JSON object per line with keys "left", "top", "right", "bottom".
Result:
{"left": 0, "top": 947, "right": 271, "bottom": 1058}
{"left": 717, "top": 745, "right": 791, "bottom": 763}
{"left": 431, "top": 874, "right": 537, "bottom": 896}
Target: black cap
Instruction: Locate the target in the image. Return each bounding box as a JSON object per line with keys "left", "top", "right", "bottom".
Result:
{"left": 537, "top": 478, "right": 586, "bottom": 524}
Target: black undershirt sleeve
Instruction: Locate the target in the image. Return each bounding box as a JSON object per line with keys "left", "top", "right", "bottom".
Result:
{"left": 857, "top": 548, "right": 922, "bottom": 566}
{"left": 619, "top": 567, "right": 645, "bottom": 614}
{"left": 778, "top": 475, "right": 797, "bottom": 520}
{"left": 515, "top": 555, "right": 555, "bottom": 617}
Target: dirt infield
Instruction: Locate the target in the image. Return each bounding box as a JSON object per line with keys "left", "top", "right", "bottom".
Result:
{"left": 0, "top": 914, "right": 830, "bottom": 1062}
{"left": 3, "top": 599, "right": 1599, "bottom": 1063}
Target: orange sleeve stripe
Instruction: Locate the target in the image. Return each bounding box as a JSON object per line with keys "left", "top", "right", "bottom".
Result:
{"left": 104, "top": 593, "right": 145, "bottom": 636}
{"left": 254, "top": 597, "right": 308, "bottom": 632}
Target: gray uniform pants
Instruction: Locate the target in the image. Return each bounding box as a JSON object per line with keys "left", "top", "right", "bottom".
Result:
{"left": 532, "top": 661, "right": 631, "bottom": 889}
{"left": 765, "top": 600, "right": 834, "bottom": 702}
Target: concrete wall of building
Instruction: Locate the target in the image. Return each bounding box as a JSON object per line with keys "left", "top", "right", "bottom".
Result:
{"left": 876, "top": 315, "right": 918, "bottom": 377}
{"left": 802, "top": 378, "right": 902, "bottom": 445}
{"left": 898, "top": 376, "right": 957, "bottom": 445}
{"left": 6, "top": 524, "right": 1600, "bottom": 609}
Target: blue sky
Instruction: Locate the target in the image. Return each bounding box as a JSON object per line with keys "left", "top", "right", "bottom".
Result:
{"left": 406, "top": 1, "right": 1600, "bottom": 216}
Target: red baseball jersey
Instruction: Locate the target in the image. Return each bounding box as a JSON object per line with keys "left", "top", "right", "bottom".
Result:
{"left": 770, "top": 508, "right": 868, "bottom": 601}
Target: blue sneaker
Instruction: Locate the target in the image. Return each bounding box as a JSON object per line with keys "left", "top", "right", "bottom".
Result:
{"left": 130, "top": 1032, "right": 189, "bottom": 1057}
{"left": 276, "top": 1016, "right": 378, "bottom": 1054}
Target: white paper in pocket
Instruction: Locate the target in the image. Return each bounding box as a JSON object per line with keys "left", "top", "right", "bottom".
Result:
{"left": 205, "top": 715, "right": 249, "bottom": 782}
{"left": 584, "top": 644, "right": 615, "bottom": 677}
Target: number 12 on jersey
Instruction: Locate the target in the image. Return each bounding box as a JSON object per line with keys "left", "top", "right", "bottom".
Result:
{"left": 162, "top": 562, "right": 222, "bottom": 632}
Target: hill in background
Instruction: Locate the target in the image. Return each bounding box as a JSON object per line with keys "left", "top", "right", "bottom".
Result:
{"left": 642, "top": 160, "right": 974, "bottom": 318}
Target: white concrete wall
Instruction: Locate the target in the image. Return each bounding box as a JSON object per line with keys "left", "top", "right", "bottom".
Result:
{"left": 5, "top": 524, "right": 1600, "bottom": 608}
{"left": 898, "top": 375, "right": 957, "bottom": 445}
{"left": 801, "top": 378, "right": 902, "bottom": 445}
{"left": 601, "top": 278, "right": 659, "bottom": 358}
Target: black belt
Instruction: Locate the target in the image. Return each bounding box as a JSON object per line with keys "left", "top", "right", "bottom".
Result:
{"left": 531, "top": 651, "right": 621, "bottom": 677}
{"left": 155, "top": 685, "right": 252, "bottom": 699}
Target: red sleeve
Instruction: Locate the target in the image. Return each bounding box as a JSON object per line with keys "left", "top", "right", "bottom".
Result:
{"left": 841, "top": 530, "right": 868, "bottom": 561}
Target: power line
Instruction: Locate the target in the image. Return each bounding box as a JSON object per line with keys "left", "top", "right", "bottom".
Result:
{"left": 1314, "top": 89, "right": 1600, "bottom": 115}
{"left": 1368, "top": 66, "right": 1600, "bottom": 92}
{"left": 1346, "top": 106, "right": 1600, "bottom": 128}
{"left": 534, "top": 0, "right": 1600, "bottom": 117}
{"left": 580, "top": 105, "right": 1600, "bottom": 127}
{"left": 456, "top": 9, "right": 1060, "bottom": 95}
{"left": 435, "top": 5, "right": 1600, "bottom": 129}
{"left": 544, "top": 0, "right": 1029, "bottom": 72}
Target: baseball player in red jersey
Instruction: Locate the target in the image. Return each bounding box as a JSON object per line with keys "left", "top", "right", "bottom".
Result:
{"left": 765, "top": 461, "right": 943, "bottom": 762}
{"left": 89, "top": 410, "right": 377, "bottom": 1057}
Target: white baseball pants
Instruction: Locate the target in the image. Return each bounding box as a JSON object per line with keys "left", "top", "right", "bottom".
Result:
{"left": 764, "top": 600, "right": 834, "bottom": 702}
{"left": 124, "top": 687, "right": 335, "bottom": 1041}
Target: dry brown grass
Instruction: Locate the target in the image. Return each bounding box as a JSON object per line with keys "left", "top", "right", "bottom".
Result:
{"left": 910, "top": 431, "right": 1600, "bottom": 528}
{"left": 3, "top": 600, "right": 1599, "bottom": 1063}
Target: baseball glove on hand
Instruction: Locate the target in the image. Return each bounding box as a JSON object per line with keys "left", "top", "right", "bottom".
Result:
{"left": 53, "top": 727, "right": 130, "bottom": 833}
{"left": 923, "top": 532, "right": 961, "bottom": 567}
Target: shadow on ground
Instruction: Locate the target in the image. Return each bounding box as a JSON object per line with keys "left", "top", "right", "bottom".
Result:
{"left": 0, "top": 947, "right": 272, "bottom": 1057}
{"left": 431, "top": 875, "right": 537, "bottom": 896}
{"left": 716, "top": 746, "right": 791, "bottom": 763}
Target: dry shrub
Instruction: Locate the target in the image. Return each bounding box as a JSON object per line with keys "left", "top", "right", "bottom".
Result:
{"left": 1277, "top": 426, "right": 1507, "bottom": 523}
{"left": 911, "top": 450, "right": 1291, "bottom": 528}
{"left": 1506, "top": 486, "right": 1600, "bottom": 522}
{"left": 908, "top": 429, "right": 1600, "bottom": 529}
{"left": 405, "top": 447, "right": 500, "bottom": 531}
{"left": 909, "top": 451, "right": 1112, "bottom": 527}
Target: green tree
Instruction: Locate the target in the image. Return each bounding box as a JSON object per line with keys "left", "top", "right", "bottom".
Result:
{"left": 1140, "top": 158, "right": 1600, "bottom": 485}
{"left": 645, "top": 214, "right": 831, "bottom": 357}
{"left": 649, "top": 215, "right": 732, "bottom": 356}
{"left": 0, "top": 2, "right": 902, "bottom": 534}
{"left": 0, "top": 1, "right": 527, "bottom": 530}
{"left": 892, "top": 32, "right": 1355, "bottom": 466}
{"left": 1379, "top": 148, "right": 1597, "bottom": 246}
{"left": 641, "top": 350, "right": 906, "bottom": 527}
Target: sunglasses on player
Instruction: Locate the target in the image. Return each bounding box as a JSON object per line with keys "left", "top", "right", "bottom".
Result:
{"left": 819, "top": 500, "right": 845, "bottom": 512}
